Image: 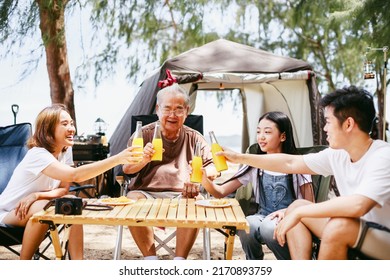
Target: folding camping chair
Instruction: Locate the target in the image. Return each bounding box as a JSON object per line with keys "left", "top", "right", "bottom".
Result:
{"left": 0, "top": 123, "right": 52, "bottom": 259}
{"left": 234, "top": 143, "right": 333, "bottom": 259}
{"left": 0, "top": 122, "right": 95, "bottom": 259}
{"left": 113, "top": 114, "right": 212, "bottom": 259}
{"left": 235, "top": 144, "right": 332, "bottom": 215}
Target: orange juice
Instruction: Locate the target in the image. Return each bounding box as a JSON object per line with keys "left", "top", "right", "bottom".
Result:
{"left": 151, "top": 138, "right": 163, "bottom": 161}
{"left": 190, "top": 156, "right": 203, "bottom": 183}
{"left": 211, "top": 143, "right": 228, "bottom": 172}
{"left": 132, "top": 137, "right": 144, "bottom": 161}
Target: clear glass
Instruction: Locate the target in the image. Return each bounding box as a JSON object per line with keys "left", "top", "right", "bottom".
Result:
{"left": 129, "top": 121, "right": 143, "bottom": 161}
{"left": 190, "top": 141, "right": 203, "bottom": 183}
{"left": 151, "top": 121, "right": 163, "bottom": 161}
{"left": 209, "top": 131, "right": 228, "bottom": 172}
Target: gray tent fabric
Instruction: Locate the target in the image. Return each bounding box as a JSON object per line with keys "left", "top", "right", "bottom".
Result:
{"left": 164, "top": 39, "right": 311, "bottom": 73}
{"left": 109, "top": 39, "right": 323, "bottom": 179}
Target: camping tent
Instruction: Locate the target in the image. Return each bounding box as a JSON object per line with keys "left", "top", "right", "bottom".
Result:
{"left": 109, "top": 39, "right": 324, "bottom": 177}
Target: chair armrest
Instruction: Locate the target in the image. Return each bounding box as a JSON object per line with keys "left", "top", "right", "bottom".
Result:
{"left": 69, "top": 184, "right": 96, "bottom": 198}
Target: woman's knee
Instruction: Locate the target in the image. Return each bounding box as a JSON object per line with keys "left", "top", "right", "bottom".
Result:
{"left": 246, "top": 215, "right": 262, "bottom": 233}
{"left": 239, "top": 215, "right": 261, "bottom": 241}
{"left": 261, "top": 217, "right": 277, "bottom": 236}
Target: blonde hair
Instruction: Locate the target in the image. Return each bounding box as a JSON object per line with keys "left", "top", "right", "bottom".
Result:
{"left": 28, "top": 104, "right": 69, "bottom": 153}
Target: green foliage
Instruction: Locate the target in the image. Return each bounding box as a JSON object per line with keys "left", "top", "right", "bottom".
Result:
{"left": 0, "top": 1, "right": 39, "bottom": 52}
{"left": 0, "top": 1, "right": 42, "bottom": 81}
{"left": 77, "top": 0, "right": 218, "bottom": 87}
{"left": 345, "top": 0, "right": 390, "bottom": 74}
{"left": 1, "top": 0, "right": 388, "bottom": 99}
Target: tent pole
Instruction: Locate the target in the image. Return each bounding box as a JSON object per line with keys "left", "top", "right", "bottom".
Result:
{"left": 383, "top": 47, "right": 388, "bottom": 140}
{"left": 366, "top": 46, "right": 388, "bottom": 140}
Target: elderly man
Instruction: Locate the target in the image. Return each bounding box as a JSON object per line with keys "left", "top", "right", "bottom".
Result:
{"left": 123, "top": 83, "right": 217, "bottom": 260}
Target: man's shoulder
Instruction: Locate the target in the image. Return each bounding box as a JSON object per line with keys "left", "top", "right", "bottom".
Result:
{"left": 182, "top": 125, "right": 204, "bottom": 137}
{"left": 373, "top": 139, "right": 390, "bottom": 148}
{"left": 143, "top": 122, "right": 156, "bottom": 130}
{"left": 371, "top": 140, "right": 390, "bottom": 157}
{"left": 142, "top": 122, "right": 156, "bottom": 137}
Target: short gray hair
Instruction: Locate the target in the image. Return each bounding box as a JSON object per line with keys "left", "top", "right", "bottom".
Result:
{"left": 156, "top": 83, "right": 190, "bottom": 106}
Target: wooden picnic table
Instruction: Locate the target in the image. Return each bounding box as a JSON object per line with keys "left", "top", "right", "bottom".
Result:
{"left": 31, "top": 197, "right": 249, "bottom": 260}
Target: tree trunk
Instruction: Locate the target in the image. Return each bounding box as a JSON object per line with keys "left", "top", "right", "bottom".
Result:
{"left": 377, "top": 76, "right": 385, "bottom": 141}
{"left": 36, "top": 0, "right": 77, "bottom": 129}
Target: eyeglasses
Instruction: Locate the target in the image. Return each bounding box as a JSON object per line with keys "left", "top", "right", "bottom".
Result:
{"left": 160, "top": 108, "right": 186, "bottom": 116}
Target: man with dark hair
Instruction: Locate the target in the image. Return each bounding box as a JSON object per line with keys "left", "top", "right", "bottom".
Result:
{"left": 218, "top": 85, "right": 390, "bottom": 259}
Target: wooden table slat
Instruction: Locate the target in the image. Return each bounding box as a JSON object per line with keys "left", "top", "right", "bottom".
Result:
{"left": 195, "top": 204, "right": 206, "bottom": 223}
{"left": 186, "top": 199, "right": 196, "bottom": 222}
{"left": 205, "top": 207, "right": 216, "bottom": 224}
{"left": 145, "top": 198, "right": 162, "bottom": 221}
{"left": 125, "top": 199, "right": 145, "bottom": 220}
{"left": 222, "top": 207, "right": 236, "bottom": 222}
{"left": 105, "top": 204, "right": 128, "bottom": 219}
{"left": 166, "top": 198, "right": 179, "bottom": 220}
{"left": 232, "top": 204, "right": 247, "bottom": 221}
{"left": 176, "top": 198, "right": 188, "bottom": 222}
{"left": 214, "top": 207, "right": 228, "bottom": 223}
{"left": 114, "top": 205, "right": 134, "bottom": 219}
{"left": 136, "top": 199, "right": 154, "bottom": 220}
{"left": 155, "top": 198, "right": 170, "bottom": 221}
{"left": 31, "top": 197, "right": 250, "bottom": 260}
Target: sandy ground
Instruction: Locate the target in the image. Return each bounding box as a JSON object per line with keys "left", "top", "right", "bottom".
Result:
{"left": 0, "top": 224, "right": 276, "bottom": 260}
{"left": 1, "top": 163, "right": 276, "bottom": 260}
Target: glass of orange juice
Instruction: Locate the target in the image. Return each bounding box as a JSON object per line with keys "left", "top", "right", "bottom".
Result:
{"left": 209, "top": 131, "right": 228, "bottom": 172}
{"left": 131, "top": 137, "right": 144, "bottom": 161}
{"left": 190, "top": 142, "right": 203, "bottom": 183}
{"left": 129, "top": 121, "right": 144, "bottom": 161}
{"left": 151, "top": 138, "right": 163, "bottom": 161}
{"left": 190, "top": 156, "right": 203, "bottom": 183}
{"left": 151, "top": 121, "right": 163, "bottom": 161}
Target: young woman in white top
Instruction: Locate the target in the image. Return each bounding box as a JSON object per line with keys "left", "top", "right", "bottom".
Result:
{"left": 199, "top": 111, "right": 314, "bottom": 260}
{"left": 0, "top": 104, "right": 140, "bottom": 259}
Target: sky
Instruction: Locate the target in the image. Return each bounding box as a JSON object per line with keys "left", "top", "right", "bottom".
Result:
{"left": 0, "top": 7, "right": 243, "bottom": 143}
{"left": 0, "top": 5, "right": 386, "bottom": 143}
{"left": 0, "top": 59, "right": 243, "bottom": 141}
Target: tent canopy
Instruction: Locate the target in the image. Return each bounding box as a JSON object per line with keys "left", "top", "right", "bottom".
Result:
{"left": 109, "top": 39, "right": 324, "bottom": 176}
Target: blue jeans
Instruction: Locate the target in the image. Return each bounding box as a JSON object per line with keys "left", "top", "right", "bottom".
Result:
{"left": 237, "top": 214, "right": 291, "bottom": 260}
{"left": 238, "top": 171, "right": 294, "bottom": 260}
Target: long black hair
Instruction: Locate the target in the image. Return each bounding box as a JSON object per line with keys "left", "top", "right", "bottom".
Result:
{"left": 223, "top": 111, "right": 308, "bottom": 199}
{"left": 225, "top": 111, "right": 298, "bottom": 182}
{"left": 258, "top": 111, "right": 298, "bottom": 154}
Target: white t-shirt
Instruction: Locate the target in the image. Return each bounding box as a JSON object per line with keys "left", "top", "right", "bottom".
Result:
{"left": 0, "top": 147, "right": 73, "bottom": 222}
{"left": 237, "top": 167, "right": 312, "bottom": 204}
{"left": 303, "top": 140, "right": 390, "bottom": 228}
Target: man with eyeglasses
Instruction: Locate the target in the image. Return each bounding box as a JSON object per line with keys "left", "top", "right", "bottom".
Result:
{"left": 122, "top": 83, "right": 219, "bottom": 260}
